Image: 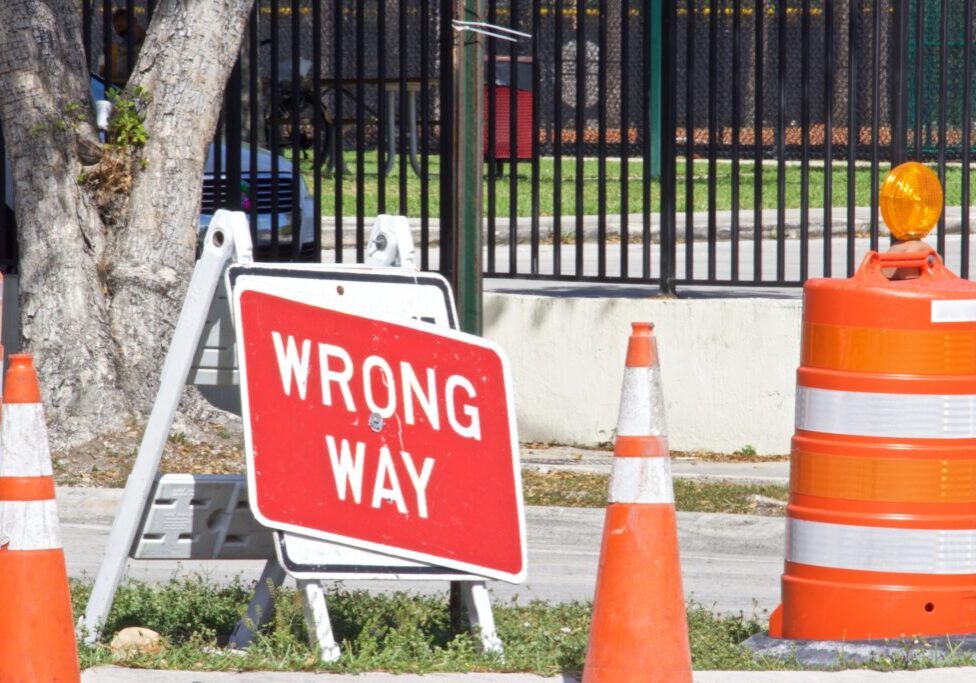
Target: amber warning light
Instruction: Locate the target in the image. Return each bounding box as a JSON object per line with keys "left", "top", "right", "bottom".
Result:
{"left": 879, "top": 161, "right": 944, "bottom": 242}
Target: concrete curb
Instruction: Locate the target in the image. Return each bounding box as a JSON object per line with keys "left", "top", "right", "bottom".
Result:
{"left": 81, "top": 670, "right": 578, "bottom": 682}
{"left": 80, "top": 666, "right": 976, "bottom": 681}
{"left": 745, "top": 632, "right": 976, "bottom": 668}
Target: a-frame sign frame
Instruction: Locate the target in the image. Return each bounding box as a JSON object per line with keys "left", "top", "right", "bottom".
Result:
{"left": 78, "top": 211, "right": 507, "bottom": 658}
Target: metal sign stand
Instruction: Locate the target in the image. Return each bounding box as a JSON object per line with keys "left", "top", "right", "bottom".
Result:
{"left": 78, "top": 212, "right": 503, "bottom": 660}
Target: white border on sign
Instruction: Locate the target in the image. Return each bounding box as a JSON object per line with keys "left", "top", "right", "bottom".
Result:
{"left": 232, "top": 276, "right": 527, "bottom": 584}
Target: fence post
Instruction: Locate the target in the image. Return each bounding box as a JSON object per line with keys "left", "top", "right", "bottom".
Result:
{"left": 452, "top": 0, "right": 485, "bottom": 335}
{"left": 648, "top": 0, "right": 662, "bottom": 180}
{"left": 890, "top": 0, "right": 909, "bottom": 167}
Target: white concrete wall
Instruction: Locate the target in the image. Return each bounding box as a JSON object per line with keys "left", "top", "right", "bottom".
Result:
{"left": 484, "top": 293, "right": 802, "bottom": 454}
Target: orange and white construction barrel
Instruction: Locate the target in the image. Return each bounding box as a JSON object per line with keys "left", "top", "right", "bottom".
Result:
{"left": 769, "top": 248, "right": 976, "bottom": 641}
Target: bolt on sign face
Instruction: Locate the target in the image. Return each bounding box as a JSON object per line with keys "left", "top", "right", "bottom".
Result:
{"left": 233, "top": 283, "right": 526, "bottom": 583}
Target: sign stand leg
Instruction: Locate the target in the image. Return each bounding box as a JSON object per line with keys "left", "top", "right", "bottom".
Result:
{"left": 229, "top": 559, "right": 286, "bottom": 649}
{"left": 461, "top": 581, "right": 503, "bottom": 655}
{"left": 299, "top": 579, "right": 342, "bottom": 662}
{"left": 78, "top": 214, "right": 246, "bottom": 643}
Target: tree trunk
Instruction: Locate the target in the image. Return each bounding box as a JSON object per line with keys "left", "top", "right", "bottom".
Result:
{"left": 107, "top": 0, "right": 253, "bottom": 411}
{"left": 0, "top": 0, "right": 254, "bottom": 450}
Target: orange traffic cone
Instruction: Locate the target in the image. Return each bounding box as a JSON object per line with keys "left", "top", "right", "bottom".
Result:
{"left": 0, "top": 354, "right": 80, "bottom": 682}
{"left": 583, "top": 323, "right": 692, "bottom": 683}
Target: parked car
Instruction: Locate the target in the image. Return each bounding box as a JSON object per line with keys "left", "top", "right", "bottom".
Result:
{"left": 199, "top": 143, "right": 316, "bottom": 260}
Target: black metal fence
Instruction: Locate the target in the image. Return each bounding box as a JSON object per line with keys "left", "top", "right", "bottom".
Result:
{"left": 1, "top": 1, "right": 974, "bottom": 292}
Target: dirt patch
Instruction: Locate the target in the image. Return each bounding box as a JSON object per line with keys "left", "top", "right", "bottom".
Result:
{"left": 671, "top": 449, "right": 790, "bottom": 463}
{"left": 53, "top": 417, "right": 246, "bottom": 488}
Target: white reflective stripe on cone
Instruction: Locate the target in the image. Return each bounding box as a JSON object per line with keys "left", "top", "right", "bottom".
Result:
{"left": 787, "top": 518, "right": 976, "bottom": 575}
{"left": 616, "top": 366, "right": 667, "bottom": 437}
{"left": 609, "top": 457, "right": 675, "bottom": 504}
{"left": 0, "top": 404, "right": 53, "bottom": 477}
{"left": 796, "top": 386, "right": 976, "bottom": 439}
{"left": 0, "top": 499, "right": 62, "bottom": 550}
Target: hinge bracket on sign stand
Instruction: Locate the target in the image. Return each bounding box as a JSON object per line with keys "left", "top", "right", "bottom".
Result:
{"left": 80, "top": 212, "right": 509, "bottom": 661}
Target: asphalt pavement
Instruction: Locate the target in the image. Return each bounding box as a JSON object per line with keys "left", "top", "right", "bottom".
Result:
{"left": 60, "top": 450, "right": 788, "bottom": 614}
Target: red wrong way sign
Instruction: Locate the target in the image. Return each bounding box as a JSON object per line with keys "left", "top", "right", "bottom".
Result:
{"left": 234, "top": 284, "right": 526, "bottom": 583}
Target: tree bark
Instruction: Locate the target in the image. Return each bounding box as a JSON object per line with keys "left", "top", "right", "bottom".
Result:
{"left": 0, "top": 0, "right": 254, "bottom": 450}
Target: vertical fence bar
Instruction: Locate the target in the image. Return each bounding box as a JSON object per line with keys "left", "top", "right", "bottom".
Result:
{"left": 248, "top": 4, "right": 259, "bottom": 249}
{"left": 270, "top": 0, "right": 281, "bottom": 259}
{"left": 660, "top": 0, "right": 676, "bottom": 293}
{"left": 914, "top": 0, "right": 924, "bottom": 157}
{"left": 823, "top": 0, "right": 833, "bottom": 276}
{"left": 531, "top": 0, "right": 541, "bottom": 275}
{"left": 439, "top": 0, "right": 456, "bottom": 279}
{"left": 289, "top": 0, "right": 301, "bottom": 259}
{"left": 333, "top": 0, "right": 345, "bottom": 260}
{"left": 869, "top": 0, "right": 881, "bottom": 253}
{"left": 554, "top": 0, "right": 564, "bottom": 275}
{"left": 509, "top": 0, "right": 521, "bottom": 275}
{"left": 775, "top": 0, "right": 786, "bottom": 282}
{"left": 707, "top": 0, "right": 717, "bottom": 281}
{"left": 355, "top": 0, "right": 365, "bottom": 258}
{"left": 312, "top": 0, "right": 322, "bottom": 260}
{"left": 731, "top": 0, "right": 741, "bottom": 281}
{"left": 963, "top": 0, "right": 973, "bottom": 278}
{"left": 0, "top": 125, "right": 8, "bottom": 269}
{"left": 799, "top": 0, "right": 810, "bottom": 281}
{"left": 890, "top": 0, "right": 907, "bottom": 167}
{"left": 753, "top": 0, "right": 763, "bottom": 281}
{"left": 227, "top": 58, "right": 243, "bottom": 235}
{"left": 846, "top": 0, "right": 857, "bottom": 276}
{"left": 597, "top": 0, "right": 608, "bottom": 278}
{"left": 399, "top": 0, "right": 409, "bottom": 214}
{"left": 82, "top": 1, "right": 92, "bottom": 68}
{"left": 378, "top": 0, "right": 388, "bottom": 215}
{"left": 124, "top": 0, "right": 137, "bottom": 76}
{"left": 575, "top": 0, "right": 585, "bottom": 276}
{"left": 102, "top": 0, "right": 112, "bottom": 92}
{"left": 685, "top": 0, "right": 696, "bottom": 280}
{"left": 643, "top": 0, "right": 653, "bottom": 280}
{"left": 936, "top": 0, "right": 947, "bottom": 255}
{"left": 214, "top": 113, "right": 225, "bottom": 213}
{"left": 486, "top": 1, "right": 497, "bottom": 273}
{"left": 420, "top": 0, "right": 432, "bottom": 269}
{"left": 620, "top": 0, "right": 631, "bottom": 278}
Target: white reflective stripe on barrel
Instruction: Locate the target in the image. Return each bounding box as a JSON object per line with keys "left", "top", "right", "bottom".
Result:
{"left": 608, "top": 457, "right": 675, "bottom": 504}
{"left": 787, "top": 518, "right": 976, "bottom": 575}
{"left": 932, "top": 299, "right": 976, "bottom": 323}
{"left": 795, "top": 386, "right": 976, "bottom": 439}
{"left": 0, "top": 499, "right": 62, "bottom": 550}
{"left": 616, "top": 367, "right": 667, "bottom": 437}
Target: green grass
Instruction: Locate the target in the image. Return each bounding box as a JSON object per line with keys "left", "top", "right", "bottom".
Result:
{"left": 70, "top": 576, "right": 774, "bottom": 673}
{"left": 522, "top": 469, "right": 788, "bottom": 514}
{"left": 72, "top": 577, "right": 976, "bottom": 674}
{"left": 294, "top": 151, "right": 972, "bottom": 219}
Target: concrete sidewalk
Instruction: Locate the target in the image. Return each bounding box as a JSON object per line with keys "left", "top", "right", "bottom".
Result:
{"left": 80, "top": 666, "right": 976, "bottom": 682}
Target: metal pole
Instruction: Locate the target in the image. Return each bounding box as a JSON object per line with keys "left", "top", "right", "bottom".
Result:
{"left": 452, "top": 0, "right": 485, "bottom": 335}
{"left": 649, "top": 0, "right": 662, "bottom": 180}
